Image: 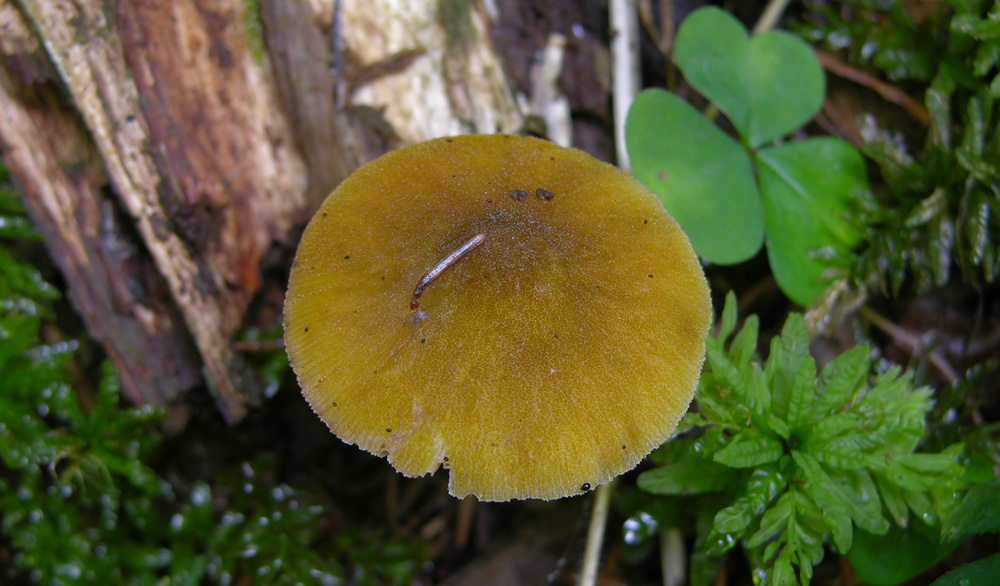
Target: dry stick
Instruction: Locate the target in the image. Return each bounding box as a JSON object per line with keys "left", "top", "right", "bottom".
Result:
{"left": 636, "top": 0, "right": 677, "bottom": 91}
{"left": 454, "top": 496, "right": 476, "bottom": 550}
{"left": 661, "top": 527, "right": 686, "bottom": 586}
{"left": 233, "top": 338, "right": 286, "bottom": 352}
{"left": 610, "top": 0, "right": 640, "bottom": 172}
{"left": 858, "top": 305, "right": 960, "bottom": 385}
{"left": 331, "top": 0, "right": 346, "bottom": 110}
{"left": 813, "top": 111, "right": 866, "bottom": 150}
{"left": 410, "top": 234, "right": 486, "bottom": 310}
{"left": 813, "top": 49, "right": 930, "bottom": 126}
{"left": 580, "top": 482, "right": 614, "bottom": 586}
{"left": 659, "top": 0, "right": 676, "bottom": 92}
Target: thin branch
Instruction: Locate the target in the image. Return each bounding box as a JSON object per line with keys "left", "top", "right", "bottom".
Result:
{"left": 233, "top": 338, "right": 285, "bottom": 352}
{"left": 814, "top": 49, "right": 930, "bottom": 126}
{"left": 859, "top": 305, "right": 960, "bottom": 385}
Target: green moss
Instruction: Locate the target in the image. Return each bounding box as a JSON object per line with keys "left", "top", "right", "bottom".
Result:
{"left": 0, "top": 162, "right": 426, "bottom": 585}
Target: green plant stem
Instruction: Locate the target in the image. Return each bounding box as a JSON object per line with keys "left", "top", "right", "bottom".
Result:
{"left": 580, "top": 482, "right": 614, "bottom": 586}
{"left": 703, "top": 0, "right": 791, "bottom": 122}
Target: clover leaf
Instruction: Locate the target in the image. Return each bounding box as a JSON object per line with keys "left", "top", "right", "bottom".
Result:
{"left": 626, "top": 7, "right": 868, "bottom": 305}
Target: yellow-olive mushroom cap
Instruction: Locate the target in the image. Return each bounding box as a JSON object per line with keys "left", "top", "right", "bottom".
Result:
{"left": 284, "top": 134, "right": 711, "bottom": 501}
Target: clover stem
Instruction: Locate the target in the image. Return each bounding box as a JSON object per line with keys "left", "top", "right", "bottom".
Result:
{"left": 752, "top": 0, "right": 793, "bottom": 35}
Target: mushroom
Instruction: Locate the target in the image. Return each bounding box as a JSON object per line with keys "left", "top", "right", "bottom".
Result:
{"left": 284, "top": 134, "right": 711, "bottom": 501}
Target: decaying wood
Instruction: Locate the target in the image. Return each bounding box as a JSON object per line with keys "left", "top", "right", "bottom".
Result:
{"left": 330, "top": 0, "right": 523, "bottom": 141}
{"left": 0, "top": 0, "right": 523, "bottom": 422}
{"left": 259, "top": 0, "right": 363, "bottom": 211}
{"left": 0, "top": 2, "right": 201, "bottom": 407}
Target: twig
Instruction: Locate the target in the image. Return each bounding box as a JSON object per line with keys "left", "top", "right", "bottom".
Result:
{"left": 610, "top": 0, "right": 640, "bottom": 171}
{"left": 411, "top": 234, "right": 486, "bottom": 310}
{"left": 331, "top": 0, "right": 345, "bottom": 109}
{"left": 858, "top": 305, "right": 960, "bottom": 385}
{"left": 529, "top": 33, "right": 572, "bottom": 147}
{"left": 454, "top": 496, "right": 476, "bottom": 549}
{"left": 814, "top": 111, "right": 866, "bottom": 150}
{"left": 814, "top": 49, "right": 930, "bottom": 126}
{"left": 580, "top": 482, "right": 614, "bottom": 586}
{"left": 386, "top": 472, "right": 399, "bottom": 531}
{"left": 233, "top": 338, "right": 285, "bottom": 352}
{"left": 660, "top": 0, "right": 676, "bottom": 91}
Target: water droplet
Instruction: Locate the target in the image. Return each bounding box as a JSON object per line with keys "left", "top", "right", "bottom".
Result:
{"left": 639, "top": 512, "right": 658, "bottom": 535}
{"left": 171, "top": 514, "right": 184, "bottom": 532}
{"left": 623, "top": 517, "right": 640, "bottom": 545}
{"left": 717, "top": 534, "right": 735, "bottom": 549}
{"left": 242, "top": 545, "right": 258, "bottom": 558}
{"left": 264, "top": 382, "right": 279, "bottom": 399}
{"left": 242, "top": 462, "right": 254, "bottom": 478}
{"left": 28, "top": 510, "right": 42, "bottom": 523}
{"left": 243, "top": 482, "right": 253, "bottom": 494}
{"left": 57, "top": 563, "right": 82, "bottom": 579}
{"left": 310, "top": 569, "right": 339, "bottom": 586}
{"left": 258, "top": 516, "right": 269, "bottom": 527}
{"left": 191, "top": 484, "right": 210, "bottom": 506}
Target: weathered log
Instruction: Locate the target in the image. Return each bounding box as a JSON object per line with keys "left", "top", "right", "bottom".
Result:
{"left": 0, "top": 1, "right": 201, "bottom": 407}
